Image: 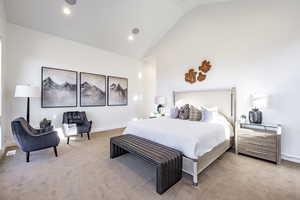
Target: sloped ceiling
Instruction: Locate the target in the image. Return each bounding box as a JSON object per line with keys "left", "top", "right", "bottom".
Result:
{"left": 5, "top": 0, "right": 228, "bottom": 58}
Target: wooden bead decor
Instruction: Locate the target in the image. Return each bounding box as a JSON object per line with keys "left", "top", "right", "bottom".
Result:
{"left": 197, "top": 72, "right": 206, "bottom": 82}
{"left": 185, "top": 60, "right": 212, "bottom": 84}
{"left": 185, "top": 69, "right": 197, "bottom": 84}
{"left": 199, "top": 60, "right": 212, "bottom": 73}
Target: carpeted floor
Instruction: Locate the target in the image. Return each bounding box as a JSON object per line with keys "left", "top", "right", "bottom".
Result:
{"left": 0, "top": 129, "right": 299, "bottom": 200}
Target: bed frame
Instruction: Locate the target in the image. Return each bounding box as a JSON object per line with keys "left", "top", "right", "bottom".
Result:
{"left": 173, "top": 88, "right": 236, "bottom": 186}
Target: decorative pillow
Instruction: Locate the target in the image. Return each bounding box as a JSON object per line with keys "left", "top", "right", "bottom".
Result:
{"left": 179, "top": 104, "right": 190, "bottom": 120}
{"left": 170, "top": 107, "right": 179, "bottom": 119}
{"left": 67, "top": 112, "right": 84, "bottom": 125}
{"left": 189, "top": 105, "right": 202, "bottom": 121}
{"left": 201, "top": 106, "right": 218, "bottom": 122}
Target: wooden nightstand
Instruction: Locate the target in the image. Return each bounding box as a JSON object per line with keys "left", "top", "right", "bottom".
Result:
{"left": 235, "top": 122, "right": 282, "bottom": 164}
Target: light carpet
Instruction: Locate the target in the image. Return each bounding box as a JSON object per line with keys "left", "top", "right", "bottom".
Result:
{"left": 0, "top": 129, "right": 299, "bottom": 200}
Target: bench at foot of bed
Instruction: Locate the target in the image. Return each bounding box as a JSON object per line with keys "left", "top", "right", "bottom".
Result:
{"left": 110, "top": 134, "right": 183, "bottom": 194}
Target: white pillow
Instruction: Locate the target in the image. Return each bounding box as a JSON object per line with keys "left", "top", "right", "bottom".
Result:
{"left": 201, "top": 106, "right": 218, "bottom": 122}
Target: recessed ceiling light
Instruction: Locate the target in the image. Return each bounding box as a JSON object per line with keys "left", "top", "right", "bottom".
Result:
{"left": 63, "top": 7, "right": 71, "bottom": 15}
{"left": 65, "top": 0, "right": 77, "bottom": 5}
{"left": 128, "top": 35, "right": 134, "bottom": 41}
{"left": 132, "top": 28, "right": 140, "bottom": 35}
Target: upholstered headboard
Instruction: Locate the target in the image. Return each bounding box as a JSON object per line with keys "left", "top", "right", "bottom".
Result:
{"left": 173, "top": 88, "right": 236, "bottom": 125}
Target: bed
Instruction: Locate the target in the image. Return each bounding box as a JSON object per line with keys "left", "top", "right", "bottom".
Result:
{"left": 123, "top": 88, "right": 236, "bottom": 186}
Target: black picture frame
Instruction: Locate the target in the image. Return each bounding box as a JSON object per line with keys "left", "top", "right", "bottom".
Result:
{"left": 107, "top": 76, "right": 128, "bottom": 106}
{"left": 41, "top": 67, "right": 78, "bottom": 108}
{"left": 80, "top": 72, "right": 107, "bottom": 107}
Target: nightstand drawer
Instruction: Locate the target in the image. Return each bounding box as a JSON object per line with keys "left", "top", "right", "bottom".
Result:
{"left": 238, "top": 131, "right": 276, "bottom": 144}
{"left": 238, "top": 141, "right": 277, "bottom": 153}
{"left": 238, "top": 135, "right": 276, "bottom": 148}
{"left": 238, "top": 146, "right": 277, "bottom": 162}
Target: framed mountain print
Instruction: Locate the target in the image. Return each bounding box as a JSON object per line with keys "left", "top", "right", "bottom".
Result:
{"left": 107, "top": 76, "right": 128, "bottom": 106}
{"left": 80, "top": 72, "right": 106, "bottom": 107}
{"left": 41, "top": 67, "right": 77, "bottom": 108}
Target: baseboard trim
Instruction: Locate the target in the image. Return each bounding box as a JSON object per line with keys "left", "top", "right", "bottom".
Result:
{"left": 92, "top": 126, "right": 125, "bottom": 133}
{"left": 0, "top": 149, "right": 4, "bottom": 160}
{"left": 282, "top": 154, "right": 300, "bottom": 164}
{"left": 0, "top": 146, "right": 18, "bottom": 160}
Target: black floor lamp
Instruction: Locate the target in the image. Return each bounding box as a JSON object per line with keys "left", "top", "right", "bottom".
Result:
{"left": 15, "top": 85, "right": 40, "bottom": 123}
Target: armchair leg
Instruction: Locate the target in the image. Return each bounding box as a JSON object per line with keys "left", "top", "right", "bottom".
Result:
{"left": 87, "top": 133, "right": 90, "bottom": 140}
{"left": 26, "top": 152, "right": 30, "bottom": 162}
{"left": 67, "top": 137, "right": 70, "bottom": 144}
{"left": 53, "top": 146, "right": 58, "bottom": 157}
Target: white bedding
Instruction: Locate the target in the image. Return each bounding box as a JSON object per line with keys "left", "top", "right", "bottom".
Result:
{"left": 123, "top": 117, "right": 233, "bottom": 159}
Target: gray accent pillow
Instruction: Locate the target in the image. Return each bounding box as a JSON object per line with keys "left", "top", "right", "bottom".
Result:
{"left": 179, "top": 104, "right": 190, "bottom": 120}
{"left": 170, "top": 107, "right": 179, "bottom": 119}
{"left": 189, "top": 105, "right": 202, "bottom": 121}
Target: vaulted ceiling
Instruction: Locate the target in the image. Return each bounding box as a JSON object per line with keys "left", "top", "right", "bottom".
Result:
{"left": 5, "top": 0, "right": 228, "bottom": 58}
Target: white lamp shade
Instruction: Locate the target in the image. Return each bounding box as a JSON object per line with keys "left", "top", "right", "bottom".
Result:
{"left": 15, "top": 85, "right": 40, "bottom": 98}
{"left": 155, "top": 96, "right": 166, "bottom": 105}
{"left": 250, "top": 93, "right": 269, "bottom": 109}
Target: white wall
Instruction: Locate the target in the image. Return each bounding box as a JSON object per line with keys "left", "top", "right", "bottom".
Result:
{"left": 0, "top": 0, "right": 7, "bottom": 150}
{"left": 141, "top": 57, "right": 157, "bottom": 117}
{"left": 149, "top": 0, "right": 300, "bottom": 163}
{"left": 5, "top": 23, "right": 144, "bottom": 146}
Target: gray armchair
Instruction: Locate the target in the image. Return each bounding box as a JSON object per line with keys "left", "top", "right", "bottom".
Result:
{"left": 62, "top": 111, "right": 92, "bottom": 144}
{"left": 11, "top": 117, "right": 60, "bottom": 162}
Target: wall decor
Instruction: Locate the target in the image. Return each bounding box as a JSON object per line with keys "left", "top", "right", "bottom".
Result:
{"left": 107, "top": 76, "right": 128, "bottom": 106}
{"left": 185, "top": 69, "right": 197, "bottom": 83}
{"left": 184, "top": 60, "right": 212, "bottom": 84}
{"left": 80, "top": 72, "right": 106, "bottom": 107}
{"left": 197, "top": 72, "right": 206, "bottom": 81}
{"left": 199, "top": 60, "right": 212, "bottom": 73}
{"left": 41, "top": 67, "right": 77, "bottom": 108}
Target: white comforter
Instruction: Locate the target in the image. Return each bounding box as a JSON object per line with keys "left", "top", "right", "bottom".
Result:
{"left": 123, "top": 117, "right": 233, "bottom": 159}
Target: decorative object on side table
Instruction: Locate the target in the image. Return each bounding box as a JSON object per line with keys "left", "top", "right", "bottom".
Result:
{"left": 248, "top": 93, "right": 269, "bottom": 124}
{"left": 107, "top": 76, "right": 128, "bottom": 106}
{"left": 14, "top": 85, "right": 40, "bottom": 123}
{"left": 41, "top": 67, "right": 78, "bottom": 108}
{"left": 240, "top": 115, "right": 247, "bottom": 123}
{"left": 155, "top": 96, "right": 166, "bottom": 114}
{"left": 40, "top": 118, "right": 54, "bottom": 132}
{"left": 235, "top": 121, "right": 281, "bottom": 164}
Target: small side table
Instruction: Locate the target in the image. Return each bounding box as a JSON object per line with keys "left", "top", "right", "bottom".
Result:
{"left": 40, "top": 125, "right": 54, "bottom": 132}
{"left": 235, "top": 122, "right": 282, "bottom": 164}
{"left": 149, "top": 114, "right": 164, "bottom": 119}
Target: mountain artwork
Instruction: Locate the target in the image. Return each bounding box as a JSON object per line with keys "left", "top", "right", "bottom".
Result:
{"left": 80, "top": 72, "right": 106, "bottom": 106}
{"left": 41, "top": 67, "right": 77, "bottom": 108}
{"left": 108, "top": 76, "right": 128, "bottom": 106}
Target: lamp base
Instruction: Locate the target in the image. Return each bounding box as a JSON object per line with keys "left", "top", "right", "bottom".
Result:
{"left": 249, "top": 108, "right": 262, "bottom": 124}
{"left": 157, "top": 104, "right": 163, "bottom": 114}
{"left": 27, "top": 97, "right": 30, "bottom": 123}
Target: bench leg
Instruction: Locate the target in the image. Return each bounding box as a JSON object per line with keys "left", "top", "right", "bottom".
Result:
{"left": 110, "top": 142, "right": 128, "bottom": 159}
{"left": 193, "top": 161, "right": 198, "bottom": 186}
{"left": 156, "top": 158, "right": 182, "bottom": 194}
